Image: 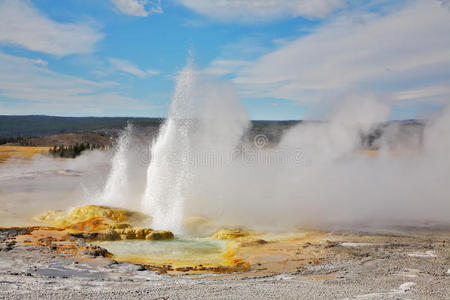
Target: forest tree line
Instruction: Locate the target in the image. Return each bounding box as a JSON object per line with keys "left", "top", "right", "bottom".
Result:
{"left": 48, "top": 143, "right": 106, "bottom": 158}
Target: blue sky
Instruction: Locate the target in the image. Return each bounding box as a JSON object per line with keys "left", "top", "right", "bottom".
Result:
{"left": 0, "top": 0, "right": 449, "bottom": 120}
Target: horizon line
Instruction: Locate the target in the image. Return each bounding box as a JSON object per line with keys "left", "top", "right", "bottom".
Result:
{"left": 0, "top": 114, "right": 423, "bottom": 123}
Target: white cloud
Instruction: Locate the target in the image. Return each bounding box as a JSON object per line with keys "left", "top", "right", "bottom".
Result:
{"left": 108, "top": 57, "right": 160, "bottom": 78}
{"left": 226, "top": 0, "right": 450, "bottom": 107}
{"left": 0, "top": 52, "right": 150, "bottom": 115}
{"left": 108, "top": 57, "right": 147, "bottom": 78}
{"left": 202, "top": 59, "right": 252, "bottom": 76}
{"left": 177, "top": 0, "right": 345, "bottom": 23}
{"left": 30, "top": 59, "right": 48, "bottom": 67}
{"left": 146, "top": 69, "right": 161, "bottom": 76}
{"left": 0, "top": 0, "right": 103, "bottom": 56}
{"left": 220, "top": 36, "right": 271, "bottom": 58}
{"left": 111, "top": 0, "right": 162, "bottom": 17}
{"left": 395, "top": 86, "right": 450, "bottom": 101}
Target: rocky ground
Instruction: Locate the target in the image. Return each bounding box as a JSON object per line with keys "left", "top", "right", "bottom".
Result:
{"left": 1, "top": 227, "right": 449, "bottom": 299}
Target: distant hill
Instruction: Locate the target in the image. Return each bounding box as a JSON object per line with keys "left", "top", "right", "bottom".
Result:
{"left": 0, "top": 115, "right": 424, "bottom": 150}
{"left": 0, "top": 115, "right": 163, "bottom": 137}
{"left": 0, "top": 115, "right": 301, "bottom": 147}
{"left": 0, "top": 115, "right": 300, "bottom": 139}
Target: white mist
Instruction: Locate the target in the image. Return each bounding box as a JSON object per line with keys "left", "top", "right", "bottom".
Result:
{"left": 96, "top": 123, "right": 133, "bottom": 207}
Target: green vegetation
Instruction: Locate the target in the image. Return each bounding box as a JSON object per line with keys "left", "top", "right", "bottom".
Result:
{"left": 48, "top": 143, "right": 105, "bottom": 158}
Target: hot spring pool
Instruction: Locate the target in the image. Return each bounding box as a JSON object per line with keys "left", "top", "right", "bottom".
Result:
{"left": 94, "top": 238, "right": 228, "bottom": 267}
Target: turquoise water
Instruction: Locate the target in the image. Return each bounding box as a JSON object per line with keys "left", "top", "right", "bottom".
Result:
{"left": 95, "top": 238, "right": 228, "bottom": 267}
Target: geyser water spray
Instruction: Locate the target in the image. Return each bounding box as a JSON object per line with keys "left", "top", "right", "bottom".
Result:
{"left": 141, "top": 61, "right": 197, "bottom": 233}
{"left": 141, "top": 59, "right": 248, "bottom": 234}
{"left": 96, "top": 123, "right": 133, "bottom": 207}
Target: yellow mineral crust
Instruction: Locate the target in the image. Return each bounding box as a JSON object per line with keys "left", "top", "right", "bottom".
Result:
{"left": 111, "top": 226, "right": 173, "bottom": 241}
{"left": 222, "top": 242, "right": 250, "bottom": 269}
{"left": 145, "top": 230, "right": 174, "bottom": 240}
{"left": 33, "top": 205, "right": 173, "bottom": 241}
{"left": 66, "top": 217, "right": 110, "bottom": 232}
{"left": 211, "top": 228, "right": 256, "bottom": 240}
{"left": 34, "top": 205, "right": 150, "bottom": 228}
{"left": 71, "top": 226, "right": 174, "bottom": 241}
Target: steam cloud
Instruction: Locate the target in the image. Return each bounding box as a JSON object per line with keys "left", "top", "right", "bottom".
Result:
{"left": 1, "top": 62, "right": 449, "bottom": 233}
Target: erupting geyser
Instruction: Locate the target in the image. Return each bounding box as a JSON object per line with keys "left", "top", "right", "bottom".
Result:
{"left": 92, "top": 58, "right": 450, "bottom": 234}
{"left": 141, "top": 62, "right": 197, "bottom": 233}
{"left": 141, "top": 59, "right": 248, "bottom": 234}
{"left": 96, "top": 123, "right": 133, "bottom": 207}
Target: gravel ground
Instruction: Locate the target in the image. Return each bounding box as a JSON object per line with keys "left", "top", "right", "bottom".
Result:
{"left": 0, "top": 228, "right": 449, "bottom": 299}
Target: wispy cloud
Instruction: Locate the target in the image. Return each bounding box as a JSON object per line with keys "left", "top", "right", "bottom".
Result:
{"left": 0, "top": 52, "right": 152, "bottom": 115}
{"left": 220, "top": 36, "right": 271, "bottom": 59}
{"left": 30, "top": 59, "right": 48, "bottom": 67}
{"left": 110, "top": 0, "right": 162, "bottom": 17}
{"left": 108, "top": 57, "right": 147, "bottom": 78}
{"left": 108, "top": 57, "right": 160, "bottom": 78}
{"left": 0, "top": 0, "right": 103, "bottom": 56}
{"left": 395, "top": 86, "right": 450, "bottom": 101}
{"left": 146, "top": 69, "right": 161, "bottom": 76}
{"left": 202, "top": 59, "right": 252, "bottom": 76}
{"left": 176, "top": 0, "right": 345, "bottom": 23}
{"left": 223, "top": 0, "right": 450, "bottom": 108}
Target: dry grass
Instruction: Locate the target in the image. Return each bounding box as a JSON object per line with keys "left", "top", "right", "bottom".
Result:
{"left": 0, "top": 146, "right": 50, "bottom": 164}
